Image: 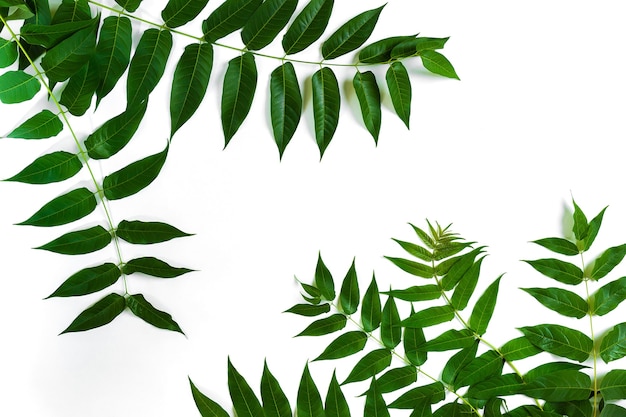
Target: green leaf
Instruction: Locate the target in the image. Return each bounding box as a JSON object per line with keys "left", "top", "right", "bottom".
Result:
{"left": 409, "top": 223, "right": 435, "bottom": 248}
{"left": 41, "top": 23, "right": 97, "bottom": 82}
{"left": 381, "top": 295, "right": 401, "bottom": 349}
{"left": 409, "top": 401, "right": 433, "bottom": 417}
{"left": 321, "top": 5, "right": 385, "bottom": 59}
{"left": 20, "top": 18, "right": 97, "bottom": 48}
{"left": 18, "top": 187, "right": 97, "bottom": 227}
{"left": 162, "top": 0, "right": 210, "bottom": 28}
{"left": 420, "top": 50, "right": 459, "bottom": 79}
{"left": 390, "top": 37, "right": 449, "bottom": 60}
{"left": 7, "top": 109, "right": 63, "bottom": 139}
{"left": 524, "top": 362, "right": 588, "bottom": 382}
{"left": 469, "top": 275, "right": 502, "bottom": 335}
{"left": 296, "top": 314, "right": 346, "bottom": 337}
{"left": 402, "top": 305, "right": 454, "bottom": 328}
{"left": 454, "top": 350, "right": 504, "bottom": 389}
{"left": 285, "top": 303, "right": 330, "bottom": 317}
{"left": 384, "top": 61, "right": 412, "bottom": 129}
{"left": 93, "top": 16, "right": 132, "bottom": 104}
{"left": 392, "top": 238, "right": 433, "bottom": 262}
{"left": 591, "top": 276, "right": 626, "bottom": 316}
{"left": 584, "top": 206, "right": 607, "bottom": 251}
{"left": 374, "top": 366, "right": 417, "bottom": 394}
{"left": 314, "top": 331, "right": 367, "bottom": 361}
{"left": 261, "top": 361, "right": 291, "bottom": 417}
{"left": 499, "top": 336, "right": 542, "bottom": 361}
{"left": 325, "top": 371, "right": 350, "bottom": 417}
{"left": 600, "top": 404, "right": 626, "bottom": 417}
{"left": 466, "top": 373, "right": 524, "bottom": 399}
{"left": 357, "top": 35, "right": 417, "bottom": 64}
{"left": 0, "top": 37, "right": 18, "bottom": 67}
{"left": 312, "top": 66, "right": 340, "bottom": 159}
{"left": 270, "top": 62, "right": 302, "bottom": 159}
{"left": 441, "top": 341, "right": 478, "bottom": 385}
{"left": 342, "top": 348, "right": 391, "bottom": 385}
{"left": 102, "top": 145, "right": 168, "bottom": 200}
{"left": 532, "top": 237, "right": 579, "bottom": 256}
{"left": 404, "top": 313, "right": 427, "bottom": 365}
{"left": 384, "top": 257, "right": 434, "bottom": 278}
{"left": 0, "top": 70, "right": 40, "bottom": 103}
{"left": 522, "top": 370, "right": 591, "bottom": 402}
{"left": 388, "top": 382, "right": 446, "bottom": 409}
{"left": 440, "top": 247, "right": 485, "bottom": 290}
{"left": 46, "top": 263, "right": 121, "bottom": 298}
{"left": 297, "top": 363, "right": 324, "bottom": 417}
{"left": 544, "top": 400, "right": 592, "bottom": 417}
{"left": 169, "top": 42, "right": 213, "bottom": 138}
{"left": 221, "top": 52, "right": 257, "bottom": 147}
{"left": 60, "top": 60, "right": 99, "bottom": 116}
{"left": 122, "top": 256, "right": 193, "bottom": 278}
{"left": 61, "top": 293, "right": 125, "bottom": 334}
{"left": 282, "top": 0, "right": 333, "bottom": 55}
{"left": 339, "top": 259, "right": 359, "bottom": 314}
{"left": 3, "top": 150, "right": 82, "bottom": 184}
{"left": 523, "top": 258, "right": 584, "bottom": 285}
{"left": 450, "top": 256, "right": 485, "bottom": 310}
{"left": 189, "top": 378, "right": 230, "bottom": 417}
{"left": 36, "top": 225, "right": 111, "bottom": 255}
{"left": 521, "top": 287, "right": 588, "bottom": 318}
{"left": 382, "top": 285, "right": 440, "bottom": 302}
{"left": 353, "top": 70, "right": 381, "bottom": 143}
{"left": 432, "top": 403, "right": 473, "bottom": 417}
{"left": 419, "top": 329, "right": 475, "bottom": 352}
{"left": 572, "top": 199, "right": 588, "bottom": 241}
{"left": 85, "top": 99, "right": 148, "bottom": 159}
{"left": 364, "top": 378, "right": 389, "bottom": 417}
{"left": 114, "top": 0, "right": 142, "bottom": 12}
{"left": 241, "top": 0, "right": 297, "bottom": 50}
{"left": 202, "top": 0, "right": 263, "bottom": 42}
{"left": 313, "top": 253, "right": 334, "bottom": 300}
{"left": 126, "top": 28, "right": 172, "bottom": 108}
{"left": 227, "top": 358, "right": 264, "bottom": 417}
{"left": 361, "top": 274, "right": 381, "bottom": 332}
{"left": 519, "top": 324, "right": 593, "bottom": 362}
{"left": 600, "top": 322, "right": 626, "bottom": 363}
{"left": 126, "top": 293, "right": 183, "bottom": 333}
{"left": 601, "top": 369, "right": 626, "bottom": 401}
{"left": 52, "top": 0, "right": 91, "bottom": 24}
{"left": 590, "top": 243, "right": 626, "bottom": 279}
{"left": 116, "top": 220, "right": 191, "bottom": 244}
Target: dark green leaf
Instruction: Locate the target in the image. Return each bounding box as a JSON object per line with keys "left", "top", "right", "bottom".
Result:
{"left": 85, "top": 99, "right": 148, "bottom": 159}
{"left": 36, "top": 225, "right": 111, "bottom": 255}
{"left": 601, "top": 369, "right": 626, "bottom": 400}
{"left": 584, "top": 206, "right": 607, "bottom": 251}
{"left": 46, "top": 263, "right": 121, "bottom": 298}
{"left": 499, "top": 336, "right": 542, "bottom": 361}
{"left": 532, "top": 237, "right": 579, "bottom": 256}
{"left": 51, "top": 0, "right": 91, "bottom": 24}
{"left": 314, "top": 331, "right": 367, "bottom": 361}
{"left": 339, "top": 259, "right": 359, "bottom": 314}
{"left": 409, "top": 401, "right": 432, "bottom": 417}
{"left": 404, "top": 314, "right": 427, "bottom": 365}
{"left": 388, "top": 382, "right": 445, "bottom": 409}
{"left": 122, "top": 256, "right": 193, "bottom": 278}
{"left": 402, "top": 305, "right": 454, "bottom": 328}
{"left": 7, "top": 109, "right": 63, "bottom": 139}
{"left": 227, "top": 358, "right": 264, "bottom": 417}
{"left": 0, "top": 37, "right": 17, "bottom": 68}
{"left": 114, "top": 0, "right": 142, "bottom": 12}
{"left": 353, "top": 70, "right": 381, "bottom": 143}
{"left": 523, "top": 258, "right": 584, "bottom": 285}
{"left": 521, "top": 287, "right": 588, "bottom": 318}
{"left": 4, "top": 4, "right": 33, "bottom": 20}
{"left": 313, "top": 253, "right": 334, "bottom": 300}
{"left": 61, "top": 293, "right": 125, "bottom": 334}
{"left": 419, "top": 329, "right": 475, "bottom": 352}
{"left": 102, "top": 145, "right": 168, "bottom": 200}
{"left": 41, "top": 23, "right": 97, "bottom": 82}
{"left": 312, "top": 66, "right": 340, "bottom": 159}
{"left": 432, "top": 403, "right": 473, "bottom": 417}
{"left": 519, "top": 324, "right": 593, "bottom": 362}
{"left": 4, "top": 151, "right": 81, "bottom": 184}
{"left": 454, "top": 350, "right": 504, "bottom": 389}
{"left": 300, "top": 282, "right": 322, "bottom": 298}
{"left": 374, "top": 366, "right": 417, "bottom": 394}
{"left": 440, "top": 247, "right": 485, "bottom": 290}
{"left": 170, "top": 42, "right": 213, "bottom": 138}
{"left": 392, "top": 238, "right": 433, "bottom": 262}
{"left": 358, "top": 35, "right": 417, "bottom": 64}
{"left": 282, "top": 0, "right": 333, "bottom": 55}
{"left": 297, "top": 363, "right": 324, "bottom": 417}
{"left": 522, "top": 370, "right": 591, "bottom": 402}
{"left": 381, "top": 295, "right": 401, "bottom": 349}
{"left": 441, "top": 341, "right": 478, "bottom": 385}
{"left": 469, "top": 275, "right": 502, "bottom": 334}
{"left": 202, "top": 0, "right": 263, "bottom": 42}
{"left": 20, "top": 17, "right": 97, "bottom": 48}
{"left": 385, "top": 61, "right": 411, "bottom": 128}
{"left": 270, "top": 62, "right": 302, "bottom": 159}
{"left": 116, "top": 219, "right": 191, "bottom": 244}
{"left": 572, "top": 199, "right": 588, "bottom": 241}
{"left": 241, "top": 0, "right": 297, "bottom": 50}
{"left": 390, "top": 37, "right": 449, "bottom": 60}
{"left": 342, "top": 348, "right": 391, "bottom": 385}
{"left": 433, "top": 241, "right": 473, "bottom": 261}
{"left": 600, "top": 322, "right": 626, "bottom": 363}
{"left": 0, "top": 70, "right": 40, "bottom": 103}
{"left": 285, "top": 303, "right": 330, "bottom": 317}
{"left": 162, "top": 0, "right": 210, "bottom": 28}
{"left": 126, "top": 28, "right": 172, "bottom": 107}
{"left": 261, "top": 361, "right": 291, "bottom": 417}
{"left": 466, "top": 373, "right": 524, "bottom": 399}
{"left": 420, "top": 50, "right": 459, "bottom": 79}
{"left": 591, "top": 276, "right": 626, "bottom": 316}
{"left": 126, "top": 293, "right": 183, "bottom": 333}
{"left": 325, "top": 371, "right": 350, "bottom": 417}
{"left": 17, "top": 187, "right": 97, "bottom": 227}
{"left": 94, "top": 16, "right": 132, "bottom": 104}
{"left": 296, "top": 313, "right": 346, "bottom": 336}
{"left": 321, "top": 5, "right": 385, "bottom": 59}
{"left": 600, "top": 404, "right": 626, "bottom": 417}
{"left": 410, "top": 223, "right": 435, "bottom": 249}
{"left": 590, "top": 244, "right": 626, "bottom": 280}
{"left": 60, "top": 60, "right": 98, "bottom": 116}
{"left": 361, "top": 274, "right": 381, "bottom": 332}
{"left": 384, "top": 257, "right": 433, "bottom": 278}
{"left": 484, "top": 398, "right": 504, "bottom": 417}
{"left": 450, "top": 256, "right": 485, "bottom": 310}
{"left": 382, "top": 285, "right": 440, "bottom": 302}
{"left": 189, "top": 378, "right": 230, "bottom": 417}
{"left": 524, "top": 362, "right": 587, "bottom": 382}
{"left": 365, "top": 378, "right": 389, "bottom": 417}
{"left": 221, "top": 52, "right": 257, "bottom": 147}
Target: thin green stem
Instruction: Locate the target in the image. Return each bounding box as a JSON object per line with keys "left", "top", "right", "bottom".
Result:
{"left": 581, "top": 251, "right": 599, "bottom": 417}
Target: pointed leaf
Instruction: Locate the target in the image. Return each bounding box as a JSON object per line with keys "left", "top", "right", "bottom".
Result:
{"left": 94, "top": 16, "right": 132, "bottom": 104}
{"left": 384, "top": 257, "right": 434, "bottom": 278}
{"left": 441, "top": 341, "right": 478, "bottom": 385}
{"left": 116, "top": 220, "right": 191, "bottom": 244}
{"left": 325, "top": 371, "right": 350, "bottom": 417}
{"left": 4, "top": 151, "right": 82, "bottom": 184}
{"left": 285, "top": 303, "right": 330, "bottom": 317}
{"left": 296, "top": 314, "right": 346, "bottom": 336}
{"left": 221, "top": 52, "right": 257, "bottom": 147}
{"left": 600, "top": 404, "right": 626, "bottom": 417}
{"left": 410, "top": 223, "right": 435, "bottom": 248}
{"left": 18, "top": 187, "right": 97, "bottom": 227}
{"left": 439, "top": 247, "right": 485, "bottom": 289}
{"left": 270, "top": 61, "right": 302, "bottom": 158}
{"left": 420, "top": 50, "right": 459, "bottom": 79}
{"left": 523, "top": 258, "right": 584, "bottom": 285}
{"left": 500, "top": 336, "right": 542, "bottom": 361}
{"left": 390, "top": 37, "right": 449, "bottom": 60}
{"left": 342, "top": 348, "right": 391, "bottom": 385}
{"left": 374, "top": 366, "right": 417, "bottom": 394}
{"left": 102, "top": 145, "right": 168, "bottom": 200}
{"left": 312, "top": 66, "right": 340, "bottom": 158}
{"left": 20, "top": 18, "right": 98, "bottom": 48}
{"left": 601, "top": 369, "right": 626, "bottom": 401}
{"left": 189, "top": 378, "right": 230, "bottom": 417}
{"left": 484, "top": 398, "right": 504, "bottom": 417}
{"left": 385, "top": 61, "right": 411, "bottom": 128}
{"left": 591, "top": 276, "right": 626, "bottom": 316}
{"left": 521, "top": 287, "right": 588, "bottom": 318}
{"left": 297, "top": 363, "right": 324, "bottom": 417}
{"left": 454, "top": 350, "right": 504, "bottom": 389}
{"left": 532, "top": 237, "right": 579, "bottom": 256}
{"left": 313, "top": 331, "right": 367, "bottom": 361}
{"left": 584, "top": 206, "right": 607, "bottom": 251}
{"left": 404, "top": 316, "right": 427, "bottom": 365}
{"left": 126, "top": 293, "right": 183, "bottom": 333}
{"left": 572, "top": 199, "right": 588, "bottom": 241}
{"left": 41, "top": 23, "right": 97, "bottom": 82}
{"left": 524, "top": 362, "right": 588, "bottom": 382}
{"left": 282, "top": 0, "right": 333, "bottom": 55}
{"left": 339, "top": 259, "right": 359, "bottom": 314}
{"left": 381, "top": 295, "right": 401, "bottom": 349}
{"left": 600, "top": 322, "right": 626, "bottom": 363}
{"left": 114, "top": 0, "right": 142, "bottom": 12}
{"left": 450, "top": 256, "right": 485, "bottom": 310}
{"left": 358, "top": 35, "right": 417, "bottom": 64}
{"left": 321, "top": 5, "right": 385, "bottom": 59}
{"left": 36, "top": 225, "right": 111, "bottom": 255}
{"left": 466, "top": 373, "right": 524, "bottom": 399}
{"left": 7, "top": 109, "right": 63, "bottom": 139}
{"left": 0, "top": 70, "right": 41, "bottom": 103}
{"left": 392, "top": 238, "right": 433, "bottom": 262}
{"left": 47, "top": 263, "right": 121, "bottom": 298}
{"left": 0, "top": 37, "right": 18, "bottom": 67}
{"left": 61, "top": 293, "right": 125, "bottom": 334}
{"left": 170, "top": 42, "right": 213, "bottom": 138}
{"left": 162, "top": 0, "right": 210, "bottom": 28}
{"left": 313, "top": 253, "right": 335, "bottom": 300}
{"left": 227, "top": 358, "right": 264, "bottom": 417}
{"left": 123, "top": 257, "right": 193, "bottom": 278}
{"left": 365, "top": 378, "right": 389, "bottom": 417}
{"left": 519, "top": 324, "right": 593, "bottom": 362}
{"left": 409, "top": 401, "right": 432, "bottom": 417}
{"left": 361, "top": 274, "right": 381, "bottom": 332}
{"left": 590, "top": 243, "right": 626, "bottom": 279}
{"left": 522, "top": 370, "right": 591, "bottom": 402}
{"left": 353, "top": 70, "right": 381, "bottom": 143}
{"left": 202, "top": 0, "right": 263, "bottom": 42}
{"left": 402, "top": 305, "right": 454, "bottom": 328}
{"left": 432, "top": 403, "right": 473, "bottom": 417}
{"left": 382, "top": 285, "right": 440, "bottom": 302}
{"left": 60, "top": 60, "right": 98, "bottom": 116}
{"left": 469, "top": 275, "right": 502, "bottom": 334}
{"left": 241, "top": 0, "right": 297, "bottom": 50}
{"left": 261, "top": 361, "right": 291, "bottom": 417}
{"left": 419, "top": 329, "right": 475, "bottom": 352}
{"left": 388, "top": 382, "right": 446, "bottom": 409}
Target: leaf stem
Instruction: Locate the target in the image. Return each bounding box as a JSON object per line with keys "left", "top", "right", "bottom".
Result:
{"left": 582, "top": 251, "right": 598, "bottom": 417}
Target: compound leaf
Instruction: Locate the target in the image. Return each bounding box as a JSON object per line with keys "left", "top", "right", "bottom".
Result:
{"left": 270, "top": 62, "right": 302, "bottom": 159}
{"left": 0, "top": 70, "right": 41, "bottom": 103}
{"left": 312, "top": 66, "right": 340, "bottom": 158}
{"left": 7, "top": 109, "right": 63, "bottom": 139}
{"left": 353, "top": 70, "right": 381, "bottom": 143}
{"left": 126, "top": 293, "right": 183, "bottom": 333}
{"left": 321, "top": 5, "right": 384, "bottom": 59}
{"left": 116, "top": 219, "right": 191, "bottom": 244}
{"left": 17, "top": 187, "right": 97, "bottom": 227}
{"left": 46, "top": 263, "right": 121, "bottom": 298}
{"left": 339, "top": 259, "right": 359, "bottom": 314}
{"left": 93, "top": 16, "right": 132, "bottom": 104}
{"left": 242, "top": 0, "right": 297, "bottom": 50}
{"left": 162, "top": 0, "right": 210, "bottom": 28}
{"left": 314, "top": 331, "right": 367, "bottom": 361}
{"left": 282, "top": 0, "right": 333, "bottom": 55}
{"left": 385, "top": 61, "right": 411, "bottom": 128}
{"left": 4, "top": 150, "right": 82, "bottom": 184}
{"left": 123, "top": 257, "right": 193, "bottom": 278}
{"left": 61, "top": 292, "right": 125, "bottom": 334}
{"left": 221, "top": 52, "right": 257, "bottom": 147}
{"left": 36, "top": 225, "right": 111, "bottom": 254}
{"left": 202, "top": 0, "right": 263, "bottom": 42}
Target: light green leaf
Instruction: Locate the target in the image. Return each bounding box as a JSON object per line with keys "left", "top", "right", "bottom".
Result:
{"left": 353, "top": 70, "right": 381, "bottom": 143}
{"left": 532, "top": 237, "right": 579, "bottom": 256}
{"left": 402, "top": 305, "right": 455, "bottom": 328}
{"left": 572, "top": 199, "right": 588, "bottom": 241}
{"left": 227, "top": 358, "right": 264, "bottom": 417}
{"left": 325, "top": 371, "right": 350, "bottom": 417}
{"left": 441, "top": 342, "right": 478, "bottom": 385}
{"left": 60, "top": 60, "right": 98, "bottom": 116}
{"left": 519, "top": 324, "right": 593, "bottom": 362}
{"left": 314, "top": 331, "right": 367, "bottom": 361}
{"left": 450, "top": 256, "right": 485, "bottom": 310}
{"left": 410, "top": 223, "right": 435, "bottom": 248}
{"left": 297, "top": 363, "right": 324, "bottom": 417}
{"left": 390, "top": 37, "right": 449, "bottom": 60}
{"left": 242, "top": 0, "right": 297, "bottom": 50}
{"left": 600, "top": 322, "right": 626, "bottom": 363}
{"left": 454, "top": 350, "right": 504, "bottom": 389}
{"left": 17, "top": 187, "right": 97, "bottom": 227}
{"left": 170, "top": 43, "right": 213, "bottom": 138}
{"left": 469, "top": 275, "right": 502, "bottom": 334}
{"left": 202, "top": 0, "right": 263, "bottom": 42}
{"left": 116, "top": 220, "right": 191, "bottom": 244}
{"left": 321, "top": 5, "right": 385, "bottom": 59}
{"left": 357, "top": 35, "right": 417, "bottom": 64}
{"left": 420, "top": 50, "right": 459, "bottom": 79}
{"left": 189, "top": 378, "right": 230, "bottom": 417}
{"left": 523, "top": 258, "right": 584, "bottom": 285}
{"left": 41, "top": 23, "right": 97, "bottom": 82}
{"left": 584, "top": 206, "right": 607, "bottom": 251}
{"left": 361, "top": 274, "right": 381, "bottom": 332}
{"left": 342, "top": 348, "right": 391, "bottom": 385}
{"left": 404, "top": 312, "right": 427, "bottom": 366}
{"left": 221, "top": 52, "right": 257, "bottom": 147}
{"left": 94, "top": 16, "right": 132, "bottom": 104}
{"left": 385, "top": 61, "right": 411, "bottom": 128}
{"left": 312, "top": 66, "right": 340, "bottom": 159}
{"left": 61, "top": 293, "right": 125, "bottom": 334}
{"left": 591, "top": 276, "right": 626, "bottom": 316}
{"left": 382, "top": 285, "right": 440, "bottom": 302}
{"left": 466, "top": 373, "right": 524, "bottom": 399}
{"left": 122, "top": 256, "right": 193, "bottom": 278}
{"left": 126, "top": 293, "right": 183, "bottom": 333}
{"left": 521, "top": 287, "right": 588, "bottom": 318}
{"left": 20, "top": 18, "right": 98, "bottom": 48}
{"left": 499, "top": 336, "right": 542, "bottom": 361}
{"left": 339, "top": 259, "right": 359, "bottom": 314}
{"left": 102, "top": 145, "right": 168, "bottom": 200}
{"left": 270, "top": 62, "right": 302, "bottom": 159}
{"left": 590, "top": 243, "right": 626, "bottom": 279}
{"left": 46, "top": 263, "right": 121, "bottom": 298}
{"left": 419, "top": 329, "right": 475, "bottom": 352}
{"left": 282, "top": 0, "right": 333, "bottom": 55}
{"left": 296, "top": 314, "right": 346, "bottom": 337}
{"left": 364, "top": 378, "right": 389, "bottom": 417}
{"left": 114, "top": 0, "right": 142, "bottom": 12}
{"left": 36, "top": 225, "right": 111, "bottom": 255}
{"left": 522, "top": 370, "right": 591, "bottom": 402}
{"left": 381, "top": 295, "right": 401, "bottom": 349}
{"left": 284, "top": 303, "right": 330, "bottom": 317}
{"left": 0, "top": 37, "right": 18, "bottom": 67}
{"left": 440, "top": 247, "right": 485, "bottom": 290}
{"left": 384, "top": 257, "right": 434, "bottom": 278}
{"left": 391, "top": 238, "right": 433, "bottom": 262}
{"left": 7, "top": 109, "right": 63, "bottom": 139}
{"left": 388, "top": 382, "right": 445, "bottom": 409}
{"left": 374, "top": 366, "right": 417, "bottom": 394}
{"left": 4, "top": 151, "right": 82, "bottom": 184}
{"left": 261, "top": 361, "right": 291, "bottom": 417}
{"left": 162, "top": 0, "right": 210, "bottom": 28}
{"left": 601, "top": 369, "right": 626, "bottom": 401}
{"left": 0, "top": 70, "right": 41, "bottom": 103}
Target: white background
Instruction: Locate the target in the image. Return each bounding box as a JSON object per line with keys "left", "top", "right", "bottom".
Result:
{"left": 2, "top": 0, "right": 626, "bottom": 415}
